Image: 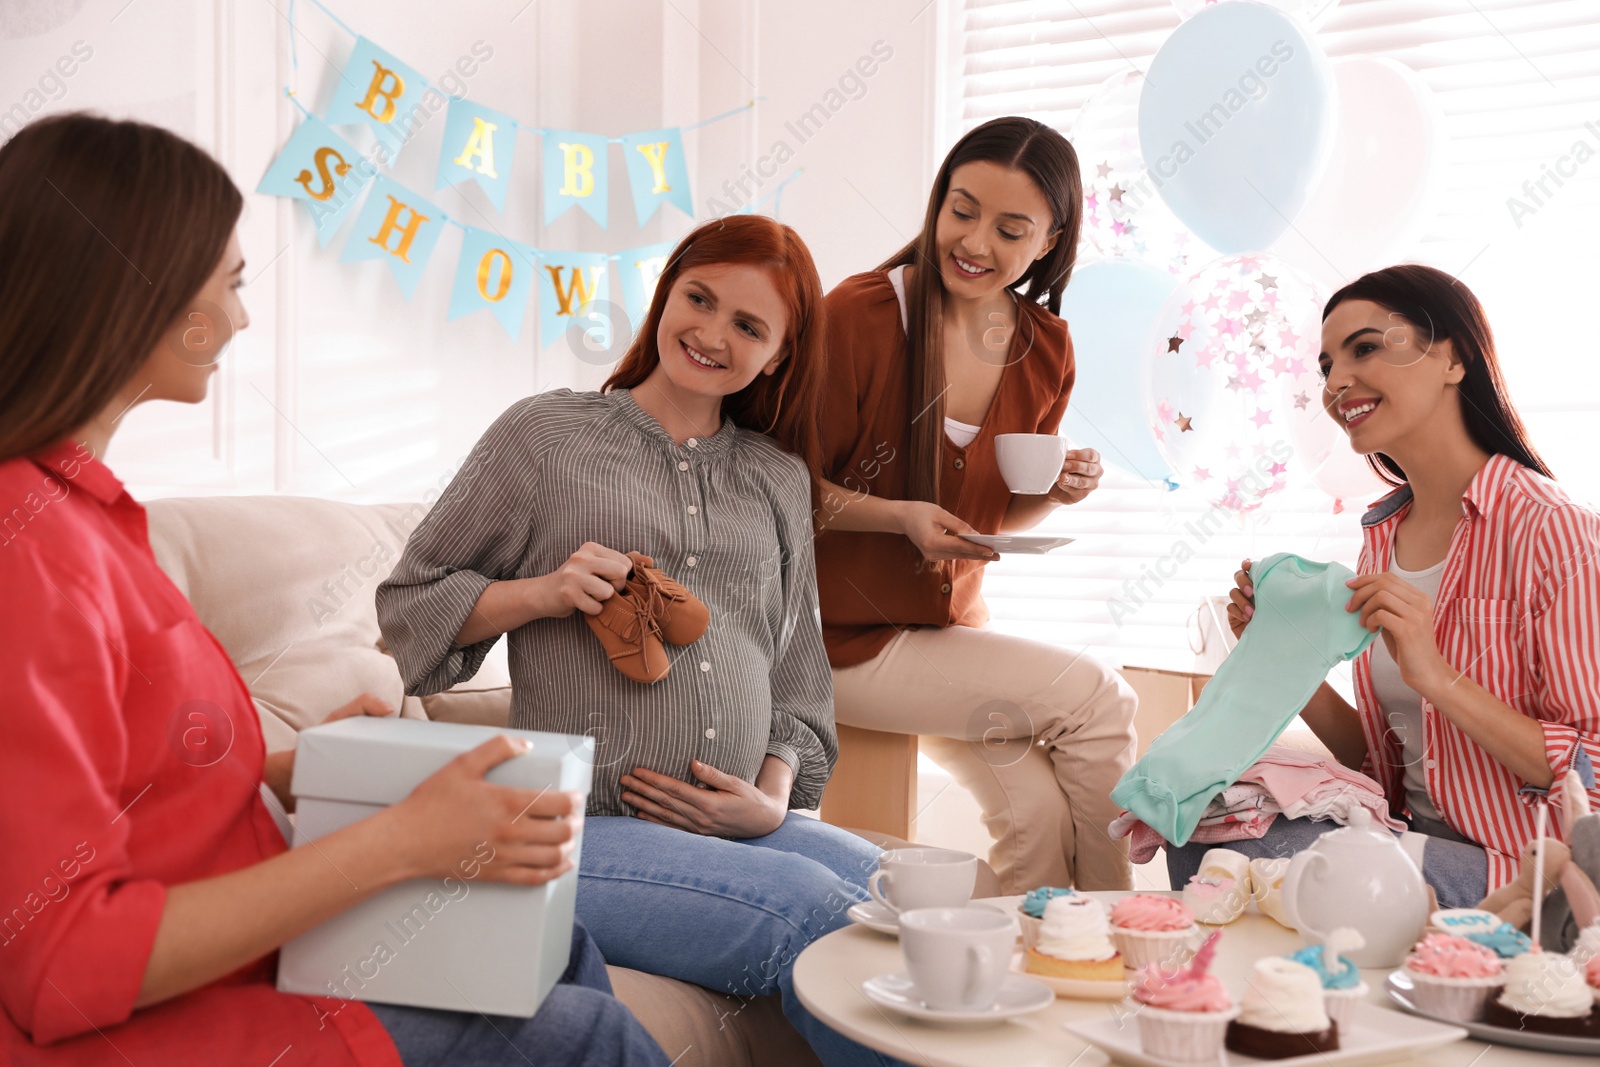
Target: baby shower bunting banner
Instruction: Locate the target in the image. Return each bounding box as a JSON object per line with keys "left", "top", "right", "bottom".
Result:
{"left": 254, "top": 1, "right": 801, "bottom": 345}
{"left": 256, "top": 114, "right": 375, "bottom": 247}
{"left": 538, "top": 251, "right": 611, "bottom": 350}
{"left": 542, "top": 129, "right": 611, "bottom": 228}
{"left": 339, "top": 175, "right": 446, "bottom": 300}
{"left": 437, "top": 98, "right": 517, "bottom": 211}
{"left": 324, "top": 37, "right": 431, "bottom": 163}
{"left": 616, "top": 240, "right": 677, "bottom": 326}
{"left": 448, "top": 227, "right": 539, "bottom": 341}
{"left": 619, "top": 128, "right": 692, "bottom": 227}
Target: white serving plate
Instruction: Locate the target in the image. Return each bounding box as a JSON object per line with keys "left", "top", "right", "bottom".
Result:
{"left": 1386, "top": 970, "right": 1600, "bottom": 1055}
{"left": 1065, "top": 1001, "right": 1467, "bottom": 1066}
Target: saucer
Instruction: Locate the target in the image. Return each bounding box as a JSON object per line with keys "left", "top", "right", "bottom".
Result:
{"left": 847, "top": 900, "right": 900, "bottom": 935}
{"left": 861, "top": 972, "right": 1054, "bottom": 1026}
{"left": 958, "top": 533, "right": 1074, "bottom": 554}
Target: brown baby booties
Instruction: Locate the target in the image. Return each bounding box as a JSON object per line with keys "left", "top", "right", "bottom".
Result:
{"left": 583, "top": 552, "right": 709, "bottom": 684}
{"left": 624, "top": 551, "right": 710, "bottom": 646}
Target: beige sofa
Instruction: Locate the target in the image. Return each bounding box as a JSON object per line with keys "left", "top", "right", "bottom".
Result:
{"left": 145, "top": 494, "right": 997, "bottom": 1066}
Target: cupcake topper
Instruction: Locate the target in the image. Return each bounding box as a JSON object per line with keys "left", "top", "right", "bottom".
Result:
{"left": 1185, "top": 929, "right": 1222, "bottom": 979}
{"left": 1532, "top": 802, "right": 1548, "bottom": 951}
{"left": 1320, "top": 926, "right": 1365, "bottom": 973}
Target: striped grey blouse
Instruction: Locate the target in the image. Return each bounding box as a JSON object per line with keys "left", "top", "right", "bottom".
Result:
{"left": 375, "top": 387, "right": 837, "bottom": 816}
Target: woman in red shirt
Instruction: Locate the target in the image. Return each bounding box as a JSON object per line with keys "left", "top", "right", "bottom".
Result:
{"left": 814, "top": 117, "right": 1138, "bottom": 893}
{"left": 0, "top": 114, "right": 665, "bottom": 1066}
{"left": 1201, "top": 264, "right": 1600, "bottom": 905}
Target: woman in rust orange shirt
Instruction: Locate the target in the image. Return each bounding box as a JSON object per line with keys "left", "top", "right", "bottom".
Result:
{"left": 815, "top": 117, "right": 1137, "bottom": 893}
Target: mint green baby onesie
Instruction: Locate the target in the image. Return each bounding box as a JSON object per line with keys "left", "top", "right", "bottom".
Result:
{"left": 1111, "top": 553, "right": 1377, "bottom": 845}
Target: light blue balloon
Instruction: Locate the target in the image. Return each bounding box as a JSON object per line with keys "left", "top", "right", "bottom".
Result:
{"left": 1060, "top": 259, "right": 1180, "bottom": 483}
{"left": 1139, "top": 1, "right": 1336, "bottom": 254}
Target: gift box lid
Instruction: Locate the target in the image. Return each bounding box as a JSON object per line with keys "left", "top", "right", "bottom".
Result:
{"left": 290, "top": 717, "right": 594, "bottom": 806}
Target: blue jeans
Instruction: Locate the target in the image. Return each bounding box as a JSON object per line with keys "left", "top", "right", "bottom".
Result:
{"left": 576, "top": 812, "right": 910, "bottom": 1067}
{"left": 370, "top": 920, "right": 668, "bottom": 1067}
{"left": 1165, "top": 815, "right": 1489, "bottom": 908}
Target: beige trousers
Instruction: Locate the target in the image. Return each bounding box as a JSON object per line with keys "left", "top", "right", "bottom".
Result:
{"left": 831, "top": 625, "right": 1137, "bottom": 893}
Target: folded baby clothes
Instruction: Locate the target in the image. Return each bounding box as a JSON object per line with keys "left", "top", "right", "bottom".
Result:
{"left": 1111, "top": 553, "right": 1377, "bottom": 845}
{"left": 1124, "top": 813, "right": 1277, "bottom": 865}
{"left": 1236, "top": 745, "right": 1405, "bottom": 832}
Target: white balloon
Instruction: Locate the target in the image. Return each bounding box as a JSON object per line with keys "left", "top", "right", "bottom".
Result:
{"left": 1270, "top": 57, "right": 1445, "bottom": 286}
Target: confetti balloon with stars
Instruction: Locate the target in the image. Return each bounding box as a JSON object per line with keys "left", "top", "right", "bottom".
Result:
{"left": 1142, "top": 253, "right": 1327, "bottom": 512}
{"left": 1071, "top": 70, "right": 1205, "bottom": 274}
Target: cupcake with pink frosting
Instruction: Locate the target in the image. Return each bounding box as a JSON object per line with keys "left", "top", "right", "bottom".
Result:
{"left": 1400, "top": 933, "right": 1504, "bottom": 1022}
{"left": 1130, "top": 930, "right": 1238, "bottom": 1061}
{"left": 1110, "top": 894, "right": 1199, "bottom": 970}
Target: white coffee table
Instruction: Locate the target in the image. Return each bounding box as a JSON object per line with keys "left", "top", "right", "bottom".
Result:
{"left": 792, "top": 893, "right": 1567, "bottom": 1067}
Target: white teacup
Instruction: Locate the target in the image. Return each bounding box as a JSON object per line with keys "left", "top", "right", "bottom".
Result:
{"left": 899, "top": 907, "right": 1017, "bottom": 1011}
{"left": 994, "top": 433, "right": 1068, "bottom": 495}
{"left": 867, "top": 848, "right": 977, "bottom": 915}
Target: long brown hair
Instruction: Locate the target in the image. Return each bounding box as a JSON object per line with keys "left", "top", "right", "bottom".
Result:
{"left": 604, "top": 214, "right": 827, "bottom": 513}
{"left": 879, "top": 116, "right": 1082, "bottom": 503}
{"left": 1323, "top": 264, "right": 1551, "bottom": 486}
{"left": 0, "top": 113, "right": 243, "bottom": 462}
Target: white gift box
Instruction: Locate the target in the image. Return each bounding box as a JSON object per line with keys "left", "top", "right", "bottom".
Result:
{"left": 276, "top": 717, "right": 594, "bottom": 1017}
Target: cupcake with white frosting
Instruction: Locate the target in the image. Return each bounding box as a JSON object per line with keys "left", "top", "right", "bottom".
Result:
{"left": 1288, "top": 928, "right": 1368, "bottom": 1031}
{"left": 1023, "top": 894, "right": 1124, "bottom": 984}
{"left": 1482, "top": 951, "right": 1599, "bottom": 1036}
{"left": 1016, "top": 886, "right": 1074, "bottom": 950}
{"left": 1224, "top": 957, "right": 1339, "bottom": 1058}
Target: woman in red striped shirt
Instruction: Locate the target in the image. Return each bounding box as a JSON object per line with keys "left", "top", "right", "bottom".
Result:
{"left": 1196, "top": 264, "right": 1600, "bottom": 906}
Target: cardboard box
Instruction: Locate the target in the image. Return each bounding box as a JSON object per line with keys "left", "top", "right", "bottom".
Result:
{"left": 276, "top": 718, "right": 594, "bottom": 1017}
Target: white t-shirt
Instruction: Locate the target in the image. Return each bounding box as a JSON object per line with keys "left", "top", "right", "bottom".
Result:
{"left": 944, "top": 416, "right": 981, "bottom": 448}
{"left": 1368, "top": 557, "right": 1446, "bottom": 823}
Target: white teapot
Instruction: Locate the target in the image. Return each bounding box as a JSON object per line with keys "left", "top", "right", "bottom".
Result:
{"left": 1280, "top": 808, "right": 1428, "bottom": 967}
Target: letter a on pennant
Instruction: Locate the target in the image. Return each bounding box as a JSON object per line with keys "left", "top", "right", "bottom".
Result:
{"left": 436, "top": 99, "right": 518, "bottom": 211}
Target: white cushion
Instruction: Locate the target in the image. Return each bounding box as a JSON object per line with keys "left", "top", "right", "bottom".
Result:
{"left": 145, "top": 496, "right": 433, "bottom": 750}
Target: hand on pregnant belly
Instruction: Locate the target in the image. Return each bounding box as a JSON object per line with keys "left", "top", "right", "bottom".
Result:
{"left": 621, "top": 760, "right": 786, "bottom": 839}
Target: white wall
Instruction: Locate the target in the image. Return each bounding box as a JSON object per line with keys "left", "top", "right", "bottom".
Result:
{"left": 0, "top": 0, "right": 942, "bottom": 502}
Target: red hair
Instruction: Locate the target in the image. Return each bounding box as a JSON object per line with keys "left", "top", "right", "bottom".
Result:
{"left": 604, "top": 214, "right": 826, "bottom": 517}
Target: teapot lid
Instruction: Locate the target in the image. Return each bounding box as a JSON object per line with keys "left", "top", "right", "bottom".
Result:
{"left": 1313, "top": 806, "right": 1400, "bottom": 849}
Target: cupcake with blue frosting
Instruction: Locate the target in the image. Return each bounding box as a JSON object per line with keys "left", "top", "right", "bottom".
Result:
{"left": 1018, "top": 887, "right": 1075, "bottom": 950}
{"left": 1288, "top": 928, "right": 1368, "bottom": 1031}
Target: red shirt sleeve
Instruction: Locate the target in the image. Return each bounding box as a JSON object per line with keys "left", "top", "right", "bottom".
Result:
{"left": 0, "top": 543, "right": 167, "bottom": 1043}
